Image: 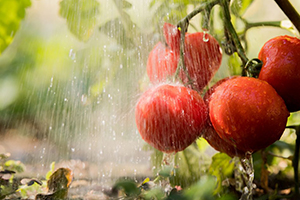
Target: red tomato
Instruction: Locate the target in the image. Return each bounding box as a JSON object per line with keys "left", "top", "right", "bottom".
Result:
{"left": 147, "top": 23, "right": 222, "bottom": 92}
{"left": 258, "top": 35, "right": 300, "bottom": 112}
{"left": 163, "top": 23, "right": 180, "bottom": 51}
{"left": 147, "top": 42, "right": 179, "bottom": 83}
{"left": 183, "top": 32, "right": 222, "bottom": 91}
{"left": 135, "top": 84, "right": 208, "bottom": 153}
{"left": 209, "top": 77, "right": 289, "bottom": 153}
{"left": 203, "top": 76, "right": 246, "bottom": 158}
{"left": 202, "top": 123, "right": 246, "bottom": 158}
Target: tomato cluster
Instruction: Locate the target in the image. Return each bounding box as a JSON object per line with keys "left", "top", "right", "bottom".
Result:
{"left": 136, "top": 23, "right": 297, "bottom": 157}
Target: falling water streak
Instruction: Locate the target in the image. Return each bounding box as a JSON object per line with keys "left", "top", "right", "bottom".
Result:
{"left": 234, "top": 154, "right": 255, "bottom": 200}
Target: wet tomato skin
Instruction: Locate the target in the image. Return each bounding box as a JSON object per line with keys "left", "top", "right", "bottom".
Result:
{"left": 163, "top": 23, "right": 181, "bottom": 51}
{"left": 209, "top": 77, "right": 289, "bottom": 153}
{"left": 203, "top": 76, "right": 246, "bottom": 158}
{"left": 202, "top": 123, "right": 246, "bottom": 158}
{"left": 147, "top": 42, "right": 179, "bottom": 83}
{"left": 135, "top": 84, "right": 208, "bottom": 153}
{"left": 147, "top": 23, "right": 222, "bottom": 92}
{"left": 258, "top": 35, "right": 300, "bottom": 112}
{"left": 183, "top": 32, "right": 222, "bottom": 91}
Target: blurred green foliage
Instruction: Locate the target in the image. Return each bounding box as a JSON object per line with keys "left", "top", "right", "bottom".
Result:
{"left": 0, "top": 0, "right": 31, "bottom": 55}
{"left": 60, "top": 0, "right": 100, "bottom": 42}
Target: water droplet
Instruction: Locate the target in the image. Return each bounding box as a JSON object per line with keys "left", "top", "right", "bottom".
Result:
{"left": 69, "top": 49, "right": 76, "bottom": 62}
{"left": 203, "top": 31, "right": 209, "bottom": 42}
{"left": 81, "top": 95, "right": 87, "bottom": 104}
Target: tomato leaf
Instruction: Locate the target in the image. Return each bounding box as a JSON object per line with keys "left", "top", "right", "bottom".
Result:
{"left": 209, "top": 153, "right": 234, "bottom": 194}
{"left": 59, "top": 0, "right": 100, "bottom": 42}
{"left": 0, "top": 0, "right": 31, "bottom": 55}
{"left": 143, "top": 188, "right": 165, "bottom": 200}
{"left": 183, "top": 175, "right": 217, "bottom": 200}
{"left": 113, "top": 179, "right": 140, "bottom": 197}
{"left": 120, "top": 0, "right": 132, "bottom": 9}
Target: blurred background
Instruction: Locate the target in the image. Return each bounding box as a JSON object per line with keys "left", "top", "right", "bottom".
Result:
{"left": 0, "top": 0, "right": 299, "bottom": 192}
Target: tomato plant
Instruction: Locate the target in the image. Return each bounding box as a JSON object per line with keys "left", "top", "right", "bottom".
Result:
{"left": 147, "top": 23, "right": 222, "bottom": 92}
{"left": 135, "top": 0, "right": 300, "bottom": 198}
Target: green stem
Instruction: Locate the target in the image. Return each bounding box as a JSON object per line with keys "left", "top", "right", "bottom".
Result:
{"left": 246, "top": 21, "right": 282, "bottom": 29}
{"left": 174, "top": 0, "right": 219, "bottom": 86}
{"left": 181, "top": 150, "right": 194, "bottom": 178}
{"left": 274, "top": 0, "right": 300, "bottom": 33}
{"left": 293, "top": 126, "right": 300, "bottom": 198}
{"left": 220, "top": 0, "right": 248, "bottom": 66}
{"left": 177, "top": 0, "right": 219, "bottom": 27}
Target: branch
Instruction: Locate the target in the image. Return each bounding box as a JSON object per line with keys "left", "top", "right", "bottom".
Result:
{"left": 274, "top": 0, "right": 300, "bottom": 33}
{"left": 220, "top": 0, "right": 248, "bottom": 66}
{"left": 174, "top": 0, "right": 219, "bottom": 87}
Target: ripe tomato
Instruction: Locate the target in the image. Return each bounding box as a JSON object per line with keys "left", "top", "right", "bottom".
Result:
{"left": 202, "top": 123, "right": 246, "bottom": 158}
{"left": 258, "top": 35, "right": 300, "bottom": 112}
{"left": 203, "top": 76, "right": 246, "bottom": 158}
{"left": 147, "top": 42, "right": 179, "bottom": 83}
{"left": 147, "top": 23, "right": 222, "bottom": 92}
{"left": 135, "top": 84, "right": 208, "bottom": 153}
{"left": 163, "top": 23, "right": 180, "bottom": 51}
{"left": 183, "top": 32, "right": 222, "bottom": 91}
{"left": 209, "top": 77, "right": 289, "bottom": 153}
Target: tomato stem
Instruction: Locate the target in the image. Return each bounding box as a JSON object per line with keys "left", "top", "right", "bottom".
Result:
{"left": 274, "top": 0, "right": 300, "bottom": 33}
{"left": 293, "top": 127, "right": 300, "bottom": 198}
{"left": 220, "top": 0, "right": 248, "bottom": 67}
{"left": 246, "top": 21, "right": 282, "bottom": 30}
{"left": 175, "top": 0, "right": 219, "bottom": 88}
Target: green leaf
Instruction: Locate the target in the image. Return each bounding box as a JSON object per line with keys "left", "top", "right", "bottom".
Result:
{"left": 59, "top": 0, "right": 100, "bottom": 42}
{"left": 169, "top": 146, "right": 205, "bottom": 188}
{"left": 4, "top": 160, "right": 25, "bottom": 173}
{"left": 183, "top": 175, "right": 217, "bottom": 200}
{"left": 143, "top": 188, "right": 165, "bottom": 200}
{"left": 113, "top": 179, "right": 140, "bottom": 197}
{"left": 120, "top": 0, "right": 132, "bottom": 9}
{"left": 0, "top": 0, "right": 31, "bottom": 55}
{"left": 158, "top": 166, "right": 173, "bottom": 177}
{"left": 231, "top": 0, "right": 254, "bottom": 17}
{"left": 208, "top": 153, "right": 235, "bottom": 194}
{"left": 228, "top": 52, "right": 242, "bottom": 75}
{"left": 45, "top": 162, "right": 55, "bottom": 181}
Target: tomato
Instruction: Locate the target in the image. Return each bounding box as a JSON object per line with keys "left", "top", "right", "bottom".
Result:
{"left": 209, "top": 77, "right": 289, "bottom": 153}
{"left": 163, "top": 23, "right": 180, "bottom": 51}
{"left": 202, "top": 76, "right": 246, "bottom": 158}
{"left": 203, "top": 76, "right": 238, "bottom": 105}
{"left": 258, "top": 35, "right": 300, "bottom": 112}
{"left": 135, "top": 84, "right": 208, "bottom": 153}
{"left": 147, "top": 23, "right": 222, "bottom": 92}
{"left": 202, "top": 123, "right": 246, "bottom": 158}
{"left": 147, "top": 42, "right": 179, "bottom": 83}
{"left": 183, "top": 32, "right": 222, "bottom": 91}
